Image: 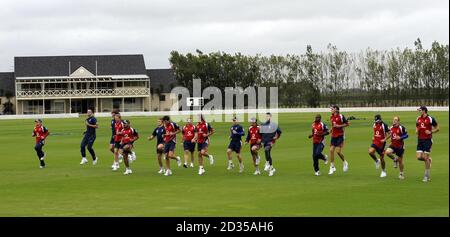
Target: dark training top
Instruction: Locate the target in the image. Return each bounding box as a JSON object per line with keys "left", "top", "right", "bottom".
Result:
{"left": 85, "top": 116, "right": 97, "bottom": 136}
{"left": 229, "top": 124, "right": 245, "bottom": 142}
{"left": 152, "top": 126, "right": 166, "bottom": 144}
{"left": 259, "top": 120, "right": 282, "bottom": 144}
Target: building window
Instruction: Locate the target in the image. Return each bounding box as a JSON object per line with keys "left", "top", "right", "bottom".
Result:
{"left": 113, "top": 98, "right": 121, "bottom": 109}
{"left": 124, "top": 98, "right": 136, "bottom": 104}
{"left": 159, "top": 95, "right": 166, "bottom": 101}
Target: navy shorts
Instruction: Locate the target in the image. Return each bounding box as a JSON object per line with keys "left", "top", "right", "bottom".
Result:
{"left": 417, "top": 139, "right": 432, "bottom": 153}
{"left": 114, "top": 141, "right": 121, "bottom": 149}
{"left": 183, "top": 141, "right": 196, "bottom": 152}
{"left": 313, "top": 143, "right": 325, "bottom": 158}
{"left": 164, "top": 141, "right": 176, "bottom": 153}
{"left": 109, "top": 136, "right": 115, "bottom": 145}
{"left": 228, "top": 141, "right": 242, "bottom": 153}
{"left": 331, "top": 136, "right": 344, "bottom": 147}
{"left": 156, "top": 142, "right": 164, "bottom": 154}
{"left": 121, "top": 142, "right": 133, "bottom": 150}
{"left": 371, "top": 143, "right": 386, "bottom": 156}
{"left": 197, "top": 142, "right": 209, "bottom": 151}
{"left": 389, "top": 145, "right": 404, "bottom": 157}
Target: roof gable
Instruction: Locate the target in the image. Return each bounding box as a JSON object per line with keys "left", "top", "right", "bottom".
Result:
{"left": 70, "top": 66, "right": 94, "bottom": 77}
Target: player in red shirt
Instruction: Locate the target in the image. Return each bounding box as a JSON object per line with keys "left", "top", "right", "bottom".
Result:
{"left": 368, "top": 114, "right": 389, "bottom": 177}
{"left": 415, "top": 106, "right": 439, "bottom": 182}
{"left": 308, "top": 114, "right": 329, "bottom": 176}
{"left": 162, "top": 116, "right": 182, "bottom": 176}
{"left": 245, "top": 117, "right": 262, "bottom": 175}
{"left": 32, "top": 119, "right": 49, "bottom": 168}
{"left": 385, "top": 116, "right": 408, "bottom": 180}
{"left": 194, "top": 114, "right": 215, "bottom": 175}
{"left": 182, "top": 118, "right": 197, "bottom": 168}
{"left": 329, "top": 105, "right": 350, "bottom": 175}
{"left": 120, "top": 120, "right": 139, "bottom": 175}
{"left": 111, "top": 113, "right": 124, "bottom": 171}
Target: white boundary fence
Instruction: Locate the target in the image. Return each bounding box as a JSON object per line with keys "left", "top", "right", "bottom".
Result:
{"left": 0, "top": 113, "right": 80, "bottom": 120}
{"left": 0, "top": 107, "right": 448, "bottom": 120}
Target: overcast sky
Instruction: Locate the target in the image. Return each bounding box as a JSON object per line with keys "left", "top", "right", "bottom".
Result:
{"left": 0, "top": 0, "right": 448, "bottom": 71}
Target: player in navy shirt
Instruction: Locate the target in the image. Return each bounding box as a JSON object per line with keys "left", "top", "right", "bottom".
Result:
{"left": 80, "top": 109, "right": 98, "bottom": 165}
{"left": 226, "top": 117, "right": 245, "bottom": 173}
{"left": 260, "top": 113, "right": 282, "bottom": 176}
{"left": 148, "top": 118, "right": 166, "bottom": 174}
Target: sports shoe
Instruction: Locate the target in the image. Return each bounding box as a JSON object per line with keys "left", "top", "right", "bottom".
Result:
{"left": 380, "top": 170, "right": 387, "bottom": 178}
{"left": 255, "top": 156, "right": 261, "bottom": 165}
{"left": 158, "top": 168, "right": 165, "bottom": 174}
{"left": 343, "top": 161, "right": 349, "bottom": 172}
{"left": 208, "top": 155, "right": 214, "bottom": 165}
{"left": 80, "top": 157, "right": 88, "bottom": 165}
{"left": 190, "top": 163, "right": 194, "bottom": 168}
{"left": 93, "top": 157, "right": 98, "bottom": 165}
{"left": 198, "top": 167, "right": 206, "bottom": 175}
{"left": 253, "top": 169, "right": 261, "bottom": 175}
{"left": 112, "top": 165, "right": 119, "bottom": 171}
{"left": 39, "top": 165, "right": 45, "bottom": 169}
{"left": 227, "top": 162, "right": 234, "bottom": 170}
{"left": 375, "top": 159, "right": 380, "bottom": 169}
{"left": 314, "top": 171, "right": 320, "bottom": 176}
{"left": 239, "top": 163, "right": 244, "bottom": 173}
{"left": 176, "top": 156, "right": 182, "bottom": 167}
{"left": 399, "top": 174, "right": 405, "bottom": 180}
{"left": 328, "top": 166, "right": 336, "bottom": 175}
{"left": 324, "top": 155, "right": 328, "bottom": 165}
{"left": 123, "top": 169, "right": 132, "bottom": 175}
{"left": 164, "top": 169, "right": 173, "bottom": 176}
{"left": 422, "top": 176, "right": 430, "bottom": 182}
{"left": 183, "top": 163, "right": 188, "bottom": 168}
{"left": 268, "top": 168, "right": 276, "bottom": 176}
{"left": 264, "top": 162, "right": 270, "bottom": 172}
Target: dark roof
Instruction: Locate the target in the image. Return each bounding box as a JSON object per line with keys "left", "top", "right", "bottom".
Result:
{"left": 0, "top": 72, "right": 15, "bottom": 96}
{"left": 14, "top": 54, "right": 147, "bottom": 77}
{"left": 147, "top": 69, "right": 177, "bottom": 93}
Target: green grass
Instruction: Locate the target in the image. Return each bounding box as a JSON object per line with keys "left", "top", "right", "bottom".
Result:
{"left": 0, "top": 111, "right": 448, "bottom": 216}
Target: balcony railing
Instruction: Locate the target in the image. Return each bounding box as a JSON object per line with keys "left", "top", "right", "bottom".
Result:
{"left": 16, "top": 88, "right": 150, "bottom": 98}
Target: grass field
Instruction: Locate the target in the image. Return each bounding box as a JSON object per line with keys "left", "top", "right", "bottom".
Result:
{"left": 0, "top": 111, "right": 448, "bottom": 216}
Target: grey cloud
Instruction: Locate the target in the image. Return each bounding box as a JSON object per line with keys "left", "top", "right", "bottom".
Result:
{"left": 0, "top": 0, "right": 448, "bottom": 71}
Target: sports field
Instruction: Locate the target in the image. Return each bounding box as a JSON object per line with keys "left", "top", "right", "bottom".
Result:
{"left": 0, "top": 111, "right": 448, "bottom": 216}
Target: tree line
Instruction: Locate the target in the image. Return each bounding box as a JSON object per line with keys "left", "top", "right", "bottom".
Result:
{"left": 169, "top": 38, "right": 449, "bottom": 108}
